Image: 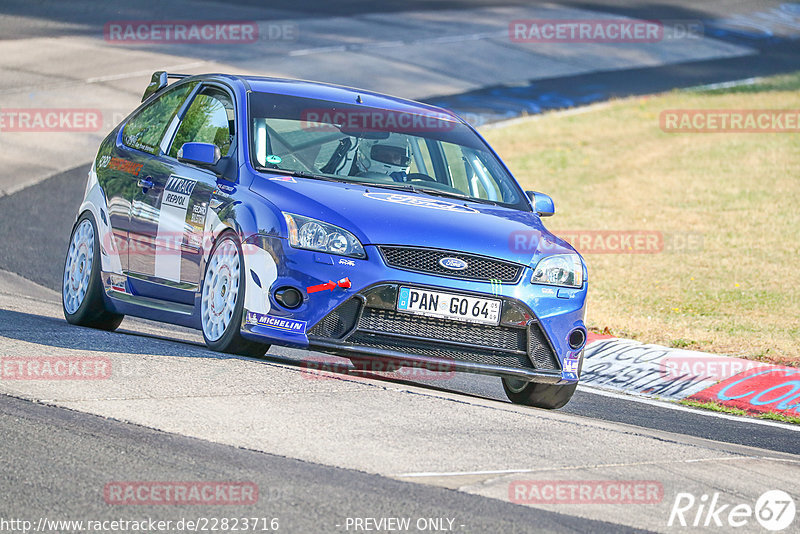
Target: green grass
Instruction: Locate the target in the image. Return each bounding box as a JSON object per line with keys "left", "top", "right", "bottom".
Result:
{"left": 759, "top": 412, "right": 800, "bottom": 425}
{"left": 669, "top": 338, "right": 697, "bottom": 349}
{"left": 482, "top": 71, "right": 800, "bottom": 364}
{"left": 690, "top": 71, "right": 800, "bottom": 95}
{"left": 679, "top": 399, "right": 800, "bottom": 424}
{"left": 679, "top": 399, "right": 748, "bottom": 416}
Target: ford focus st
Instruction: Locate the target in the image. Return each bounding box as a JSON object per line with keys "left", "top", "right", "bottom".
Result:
{"left": 63, "top": 71, "right": 588, "bottom": 409}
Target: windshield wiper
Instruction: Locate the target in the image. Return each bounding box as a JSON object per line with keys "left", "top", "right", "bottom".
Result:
{"left": 412, "top": 186, "right": 501, "bottom": 206}
{"left": 365, "top": 181, "right": 501, "bottom": 206}
{"left": 364, "top": 182, "right": 418, "bottom": 193}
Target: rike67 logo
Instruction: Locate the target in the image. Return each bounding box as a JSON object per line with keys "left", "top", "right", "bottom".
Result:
{"left": 668, "top": 490, "right": 795, "bottom": 531}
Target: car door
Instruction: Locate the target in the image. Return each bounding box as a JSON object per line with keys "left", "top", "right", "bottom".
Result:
{"left": 93, "top": 82, "right": 193, "bottom": 276}
{"left": 129, "top": 84, "right": 236, "bottom": 302}
{"left": 120, "top": 82, "right": 197, "bottom": 286}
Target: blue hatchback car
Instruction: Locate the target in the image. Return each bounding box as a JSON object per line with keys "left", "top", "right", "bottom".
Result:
{"left": 63, "top": 72, "right": 588, "bottom": 409}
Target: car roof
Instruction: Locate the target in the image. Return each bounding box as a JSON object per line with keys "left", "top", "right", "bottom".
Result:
{"left": 189, "top": 73, "right": 463, "bottom": 122}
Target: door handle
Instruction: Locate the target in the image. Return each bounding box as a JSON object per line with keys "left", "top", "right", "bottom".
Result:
{"left": 137, "top": 177, "right": 154, "bottom": 190}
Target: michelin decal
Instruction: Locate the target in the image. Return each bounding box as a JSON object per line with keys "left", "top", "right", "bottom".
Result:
{"left": 246, "top": 312, "right": 306, "bottom": 334}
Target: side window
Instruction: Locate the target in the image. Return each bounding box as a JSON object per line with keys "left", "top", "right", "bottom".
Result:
{"left": 122, "top": 82, "right": 196, "bottom": 155}
{"left": 168, "top": 87, "right": 235, "bottom": 159}
{"left": 313, "top": 138, "right": 342, "bottom": 169}
{"left": 467, "top": 152, "right": 501, "bottom": 200}
{"left": 408, "top": 138, "right": 434, "bottom": 177}
{"left": 442, "top": 142, "right": 469, "bottom": 191}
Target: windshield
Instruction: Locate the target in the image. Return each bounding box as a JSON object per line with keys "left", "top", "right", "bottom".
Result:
{"left": 248, "top": 92, "right": 529, "bottom": 210}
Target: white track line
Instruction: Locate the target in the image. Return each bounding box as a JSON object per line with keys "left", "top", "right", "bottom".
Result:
{"left": 393, "top": 456, "right": 799, "bottom": 479}
{"left": 478, "top": 101, "right": 614, "bottom": 130}
{"left": 686, "top": 77, "right": 763, "bottom": 91}
{"left": 577, "top": 385, "right": 800, "bottom": 432}
{"left": 84, "top": 61, "right": 208, "bottom": 84}
{"left": 0, "top": 61, "right": 211, "bottom": 97}
{"left": 288, "top": 31, "right": 506, "bottom": 56}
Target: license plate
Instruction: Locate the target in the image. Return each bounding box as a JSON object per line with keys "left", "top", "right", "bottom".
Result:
{"left": 396, "top": 287, "right": 501, "bottom": 326}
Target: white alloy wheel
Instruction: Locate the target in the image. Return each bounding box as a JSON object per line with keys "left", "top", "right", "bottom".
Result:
{"left": 63, "top": 219, "right": 95, "bottom": 315}
{"left": 201, "top": 238, "right": 241, "bottom": 341}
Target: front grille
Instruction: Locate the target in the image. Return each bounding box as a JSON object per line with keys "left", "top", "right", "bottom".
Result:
{"left": 348, "top": 332, "right": 535, "bottom": 369}
{"left": 379, "top": 246, "right": 523, "bottom": 283}
{"left": 308, "top": 286, "right": 560, "bottom": 374}
{"left": 358, "top": 307, "right": 526, "bottom": 353}
{"left": 350, "top": 304, "right": 534, "bottom": 371}
{"left": 529, "top": 323, "right": 560, "bottom": 370}
{"left": 307, "top": 298, "right": 361, "bottom": 338}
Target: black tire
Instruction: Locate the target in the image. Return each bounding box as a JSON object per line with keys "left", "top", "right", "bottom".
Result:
{"left": 62, "top": 212, "right": 124, "bottom": 331}
{"left": 502, "top": 378, "right": 577, "bottom": 409}
{"left": 503, "top": 350, "right": 584, "bottom": 409}
{"left": 200, "top": 232, "right": 269, "bottom": 358}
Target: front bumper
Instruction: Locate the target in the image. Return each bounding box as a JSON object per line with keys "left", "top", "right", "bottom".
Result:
{"left": 240, "top": 240, "right": 587, "bottom": 384}
{"left": 306, "top": 283, "right": 565, "bottom": 384}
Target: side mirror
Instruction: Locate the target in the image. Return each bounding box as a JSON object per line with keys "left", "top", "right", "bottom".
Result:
{"left": 526, "top": 191, "right": 555, "bottom": 217}
{"left": 178, "top": 142, "right": 221, "bottom": 169}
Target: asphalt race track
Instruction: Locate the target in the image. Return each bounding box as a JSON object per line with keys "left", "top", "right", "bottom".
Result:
{"left": 3, "top": 394, "right": 636, "bottom": 534}
{"left": 1, "top": 1, "right": 799, "bottom": 533}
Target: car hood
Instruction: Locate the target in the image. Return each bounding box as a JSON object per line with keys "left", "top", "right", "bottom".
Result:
{"left": 250, "top": 175, "right": 575, "bottom": 267}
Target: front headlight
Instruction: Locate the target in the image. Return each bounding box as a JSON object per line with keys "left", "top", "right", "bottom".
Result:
{"left": 531, "top": 254, "right": 583, "bottom": 288}
{"left": 282, "top": 212, "right": 366, "bottom": 259}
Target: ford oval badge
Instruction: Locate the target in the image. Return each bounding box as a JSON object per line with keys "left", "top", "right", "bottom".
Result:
{"left": 439, "top": 257, "right": 468, "bottom": 271}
